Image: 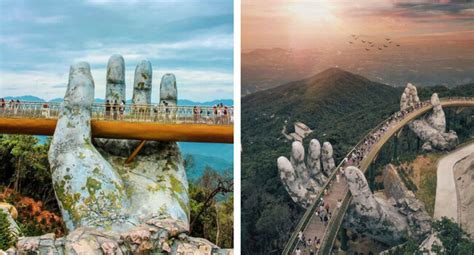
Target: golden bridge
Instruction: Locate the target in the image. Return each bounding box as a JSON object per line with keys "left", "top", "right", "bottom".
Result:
{"left": 283, "top": 97, "right": 474, "bottom": 255}
{"left": 0, "top": 102, "right": 233, "bottom": 144}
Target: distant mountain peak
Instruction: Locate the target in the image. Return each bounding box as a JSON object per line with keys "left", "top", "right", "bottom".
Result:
{"left": 305, "top": 67, "right": 370, "bottom": 87}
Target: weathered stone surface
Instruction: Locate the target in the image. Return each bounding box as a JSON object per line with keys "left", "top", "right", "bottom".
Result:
{"left": 132, "top": 60, "right": 152, "bottom": 105}
{"left": 401, "top": 83, "right": 458, "bottom": 151}
{"left": 105, "top": 54, "right": 126, "bottom": 103}
{"left": 343, "top": 165, "right": 432, "bottom": 246}
{"left": 278, "top": 140, "right": 333, "bottom": 208}
{"left": 160, "top": 73, "right": 177, "bottom": 106}
{"left": 48, "top": 62, "right": 131, "bottom": 232}
{"left": 383, "top": 164, "right": 408, "bottom": 201}
{"left": 307, "top": 139, "right": 327, "bottom": 186}
{"left": 343, "top": 166, "right": 408, "bottom": 246}
{"left": 321, "top": 142, "right": 335, "bottom": 175}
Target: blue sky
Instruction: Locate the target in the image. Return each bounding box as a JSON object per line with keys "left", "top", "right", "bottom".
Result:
{"left": 0, "top": 0, "right": 233, "bottom": 102}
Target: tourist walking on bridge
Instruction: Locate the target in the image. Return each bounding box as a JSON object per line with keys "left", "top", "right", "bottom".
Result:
{"left": 113, "top": 100, "right": 118, "bottom": 120}
{"left": 105, "top": 100, "right": 111, "bottom": 119}
{"left": 14, "top": 100, "right": 20, "bottom": 114}
{"left": 42, "top": 103, "right": 50, "bottom": 118}
{"left": 119, "top": 100, "right": 125, "bottom": 120}
{"left": 1, "top": 98, "right": 5, "bottom": 113}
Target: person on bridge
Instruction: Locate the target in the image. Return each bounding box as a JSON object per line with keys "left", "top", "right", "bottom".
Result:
{"left": 112, "top": 100, "right": 118, "bottom": 120}
{"left": 295, "top": 247, "right": 301, "bottom": 255}
{"left": 213, "top": 105, "right": 218, "bottom": 124}
{"left": 42, "top": 103, "right": 50, "bottom": 118}
{"left": 14, "top": 100, "right": 20, "bottom": 114}
{"left": 298, "top": 230, "right": 303, "bottom": 243}
{"left": 1, "top": 98, "right": 5, "bottom": 113}
{"left": 193, "top": 106, "right": 198, "bottom": 123}
{"left": 119, "top": 100, "right": 125, "bottom": 120}
{"left": 105, "top": 100, "right": 111, "bottom": 119}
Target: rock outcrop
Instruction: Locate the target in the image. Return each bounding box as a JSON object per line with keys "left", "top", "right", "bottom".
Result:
{"left": 343, "top": 165, "right": 432, "bottom": 246}
{"left": 105, "top": 54, "right": 126, "bottom": 103}
{"left": 277, "top": 139, "right": 332, "bottom": 208}
{"left": 14, "top": 55, "right": 229, "bottom": 255}
{"left": 401, "top": 83, "right": 458, "bottom": 151}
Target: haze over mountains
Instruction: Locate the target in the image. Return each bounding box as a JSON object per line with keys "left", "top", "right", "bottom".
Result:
{"left": 242, "top": 46, "right": 474, "bottom": 96}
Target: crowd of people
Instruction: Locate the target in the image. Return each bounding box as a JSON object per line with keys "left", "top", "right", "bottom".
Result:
{"left": 0, "top": 98, "right": 233, "bottom": 125}
{"left": 296, "top": 231, "right": 322, "bottom": 255}
{"left": 1, "top": 98, "right": 22, "bottom": 114}
{"left": 292, "top": 103, "right": 427, "bottom": 255}
{"left": 102, "top": 100, "right": 233, "bottom": 124}
{"left": 343, "top": 102, "right": 425, "bottom": 169}
{"left": 192, "top": 103, "right": 232, "bottom": 124}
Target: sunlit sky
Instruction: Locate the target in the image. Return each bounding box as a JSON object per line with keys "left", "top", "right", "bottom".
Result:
{"left": 243, "top": 0, "right": 474, "bottom": 50}
{"left": 0, "top": 0, "right": 233, "bottom": 102}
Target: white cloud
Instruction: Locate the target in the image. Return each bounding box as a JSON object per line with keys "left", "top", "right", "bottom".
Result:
{"left": 0, "top": 67, "right": 232, "bottom": 102}
{"left": 70, "top": 35, "right": 233, "bottom": 65}
{"left": 34, "top": 15, "right": 65, "bottom": 25}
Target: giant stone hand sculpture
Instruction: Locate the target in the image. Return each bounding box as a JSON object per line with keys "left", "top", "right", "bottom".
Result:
{"left": 401, "top": 83, "right": 458, "bottom": 151}
{"left": 15, "top": 55, "right": 224, "bottom": 255}
{"left": 277, "top": 139, "right": 330, "bottom": 208}
{"left": 343, "top": 166, "right": 432, "bottom": 246}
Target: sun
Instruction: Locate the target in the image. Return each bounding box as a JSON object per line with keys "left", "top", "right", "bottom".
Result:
{"left": 287, "top": 0, "right": 337, "bottom": 24}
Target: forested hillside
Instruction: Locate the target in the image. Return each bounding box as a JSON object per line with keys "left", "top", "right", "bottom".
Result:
{"left": 241, "top": 68, "right": 473, "bottom": 254}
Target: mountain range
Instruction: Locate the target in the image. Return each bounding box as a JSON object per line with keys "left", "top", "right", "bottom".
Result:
{"left": 242, "top": 47, "right": 474, "bottom": 96}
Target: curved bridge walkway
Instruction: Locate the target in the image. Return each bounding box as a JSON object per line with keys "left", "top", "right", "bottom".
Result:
{"left": 283, "top": 97, "right": 474, "bottom": 255}
{"left": 0, "top": 102, "right": 233, "bottom": 143}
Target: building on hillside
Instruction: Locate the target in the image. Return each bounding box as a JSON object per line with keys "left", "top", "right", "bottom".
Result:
{"left": 282, "top": 121, "right": 313, "bottom": 142}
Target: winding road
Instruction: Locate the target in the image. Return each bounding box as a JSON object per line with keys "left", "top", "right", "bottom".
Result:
{"left": 434, "top": 142, "right": 474, "bottom": 222}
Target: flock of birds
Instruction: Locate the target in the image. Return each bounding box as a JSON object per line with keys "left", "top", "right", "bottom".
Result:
{"left": 348, "top": 34, "right": 400, "bottom": 52}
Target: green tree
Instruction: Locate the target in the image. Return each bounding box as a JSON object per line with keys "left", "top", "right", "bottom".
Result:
{"left": 0, "top": 135, "right": 56, "bottom": 211}
{"left": 0, "top": 210, "right": 17, "bottom": 250}
{"left": 431, "top": 217, "right": 474, "bottom": 254}
{"left": 189, "top": 167, "right": 233, "bottom": 248}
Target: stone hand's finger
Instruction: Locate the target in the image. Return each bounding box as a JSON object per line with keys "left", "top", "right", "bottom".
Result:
{"left": 321, "top": 142, "right": 336, "bottom": 175}
{"left": 132, "top": 60, "right": 153, "bottom": 105}
{"left": 307, "top": 139, "right": 327, "bottom": 186}
{"left": 278, "top": 156, "right": 309, "bottom": 207}
{"left": 427, "top": 93, "right": 446, "bottom": 133}
{"left": 49, "top": 62, "right": 130, "bottom": 231}
{"left": 160, "top": 73, "right": 177, "bottom": 106}
{"left": 400, "top": 83, "right": 419, "bottom": 110}
{"left": 290, "top": 141, "right": 310, "bottom": 180}
{"left": 106, "top": 54, "right": 126, "bottom": 103}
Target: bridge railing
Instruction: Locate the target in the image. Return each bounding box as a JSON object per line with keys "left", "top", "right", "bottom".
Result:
{"left": 282, "top": 99, "right": 448, "bottom": 254}
{"left": 0, "top": 101, "right": 234, "bottom": 125}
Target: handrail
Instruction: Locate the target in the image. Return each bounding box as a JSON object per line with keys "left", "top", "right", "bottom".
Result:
{"left": 282, "top": 97, "right": 474, "bottom": 255}
{"left": 0, "top": 101, "right": 234, "bottom": 125}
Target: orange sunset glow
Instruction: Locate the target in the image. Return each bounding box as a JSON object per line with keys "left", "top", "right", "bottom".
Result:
{"left": 242, "top": 0, "right": 474, "bottom": 89}
{"left": 243, "top": 0, "right": 474, "bottom": 50}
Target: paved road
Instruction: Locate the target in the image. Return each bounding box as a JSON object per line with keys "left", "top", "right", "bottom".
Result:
{"left": 434, "top": 143, "right": 474, "bottom": 221}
